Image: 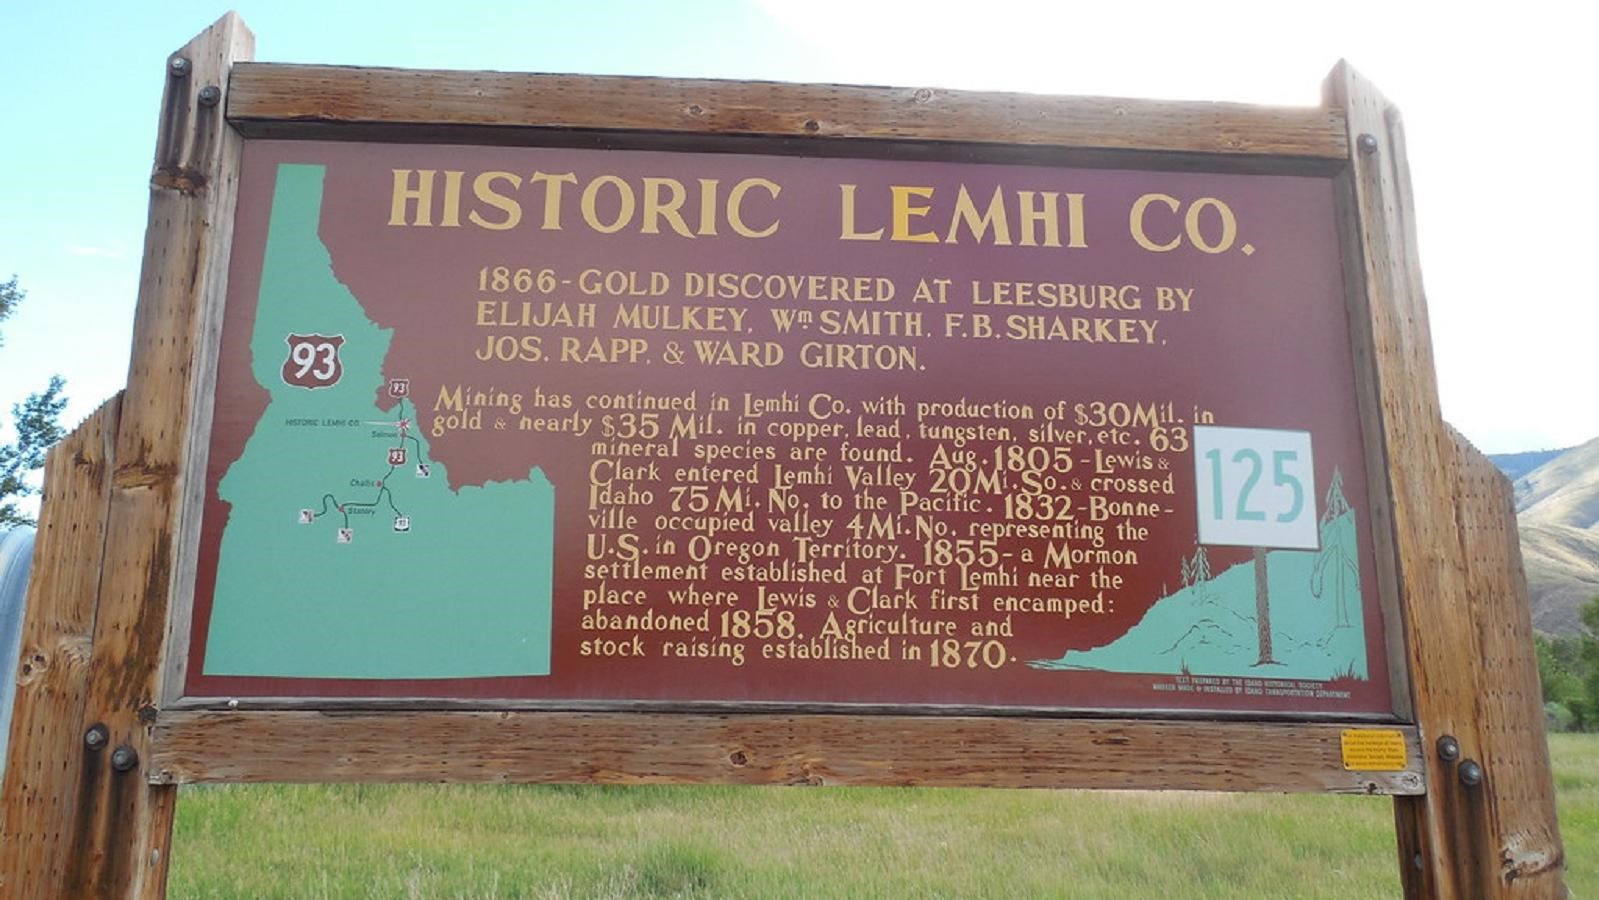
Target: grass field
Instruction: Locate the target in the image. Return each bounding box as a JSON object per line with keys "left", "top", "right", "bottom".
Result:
{"left": 169, "top": 734, "right": 1595, "bottom": 898}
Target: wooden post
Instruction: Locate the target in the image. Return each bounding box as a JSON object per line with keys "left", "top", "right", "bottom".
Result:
{"left": 0, "top": 14, "right": 252, "bottom": 898}
{"left": 1325, "top": 64, "right": 1566, "bottom": 898}
{"left": 0, "top": 398, "right": 121, "bottom": 896}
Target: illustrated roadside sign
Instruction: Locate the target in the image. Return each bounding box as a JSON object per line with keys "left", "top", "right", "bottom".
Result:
{"left": 184, "top": 142, "right": 1394, "bottom": 715}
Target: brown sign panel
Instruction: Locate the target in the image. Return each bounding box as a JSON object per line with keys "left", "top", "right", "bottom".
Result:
{"left": 186, "top": 138, "right": 1393, "bottom": 716}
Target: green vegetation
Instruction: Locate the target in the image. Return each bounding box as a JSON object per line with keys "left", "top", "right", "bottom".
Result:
{"left": 0, "top": 275, "right": 68, "bottom": 528}
{"left": 1537, "top": 595, "right": 1599, "bottom": 731}
{"left": 169, "top": 735, "right": 1597, "bottom": 898}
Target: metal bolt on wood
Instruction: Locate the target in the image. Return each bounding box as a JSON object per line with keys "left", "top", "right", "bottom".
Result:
{"left": 110, "top": 745, "right": 139, "bottom": 774}
{"left": 83, "top": 724, "right": 109, "bottom": 752}
{"left": 199, "top": 85, "right": 221, "bottom": 107}
{"left": 1436, "top": 734, "right": 1460, "bottom": 761}
{"left": 1458, "top": 759, "right": 1484, "bottom": 787}
{"left": 1357, "top": 133, "right": 1379, "bottom": 154}
{"left": 168, "top": 56, "right": 190, "bottom": 78}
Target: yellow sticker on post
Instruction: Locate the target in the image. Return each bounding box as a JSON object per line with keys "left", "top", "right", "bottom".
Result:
{"left": 1340, "top": 728, "right": 1409, "bottom": 771}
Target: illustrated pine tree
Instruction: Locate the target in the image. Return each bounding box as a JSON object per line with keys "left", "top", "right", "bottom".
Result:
{"left": 1311, "top": 469, "right": 1356, "bottom": 628}
{"left": 1181, "top": 544, "right": 1212, "bottom": 590}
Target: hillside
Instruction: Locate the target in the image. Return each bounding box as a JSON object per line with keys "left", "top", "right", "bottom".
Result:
{"left": 1491, "top": 447, "right": 1572, "bottom": 481}
{"left": 1509, "top": 437, "right": 1599, "bottom": 635}
{"left": 1034, "top": 508, "right": 1366, "bottom": 681}
{"left": 1518, "top": 523, "right": 1599, "bottom": 634}
{"left": 1517, "top": 437, "right": 1599, "bottom": 528}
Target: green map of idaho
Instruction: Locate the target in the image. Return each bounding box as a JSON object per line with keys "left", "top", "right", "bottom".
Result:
{"left": 202, "top": 164, "right": 555, "bottom": 680}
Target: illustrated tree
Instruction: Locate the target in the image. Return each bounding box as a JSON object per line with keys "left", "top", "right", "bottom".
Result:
{"left": 1181, "top": 544, "right": 1211, "bottom": 589}
{"left": 0, "top": 276, "right": 69, "bottom": 528}
{"left": 1311, "top": 469, "right": 1356, "bottom": 627}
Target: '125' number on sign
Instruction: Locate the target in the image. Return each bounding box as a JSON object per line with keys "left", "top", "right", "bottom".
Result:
{"left": 1193, "top": 426, "right": 1317, "bottom": 550}
{"left": 1205, "top": 448, "right": 1304, "bottom": 524}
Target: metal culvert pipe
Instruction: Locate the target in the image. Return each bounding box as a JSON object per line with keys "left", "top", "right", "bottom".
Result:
{"left": 0, "top": 527, "right": 36, "bottom": 775}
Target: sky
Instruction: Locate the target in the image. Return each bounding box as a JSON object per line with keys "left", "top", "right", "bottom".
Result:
{"left": 0, "top": 0, "right": 1592, "bottom": 463}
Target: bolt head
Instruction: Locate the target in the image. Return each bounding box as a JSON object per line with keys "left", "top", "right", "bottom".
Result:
{"left": 84, "top": 723, "right": 109, "bottom": 751}
{"left": 1436, "top": 734, "right": 1460, "bottom": 761}
{"left": 110, "top": 745, "right": 139, "bottom": 773}
{"left": 1458, "top": 759, "right": 1484, "bottom": 787}
{"left": 169, "top": 56, "right": 190, "bottom": 78}
{"left": 1357, "top": 133, "right": 1379, "bottom": 154}
{"left": 198, "top": 85, "right": 222, "bottom": 107}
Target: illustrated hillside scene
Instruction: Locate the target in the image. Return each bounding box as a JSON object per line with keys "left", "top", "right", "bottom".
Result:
{"left": 1032, "top": 471, "right": 1366, "bottom": 681}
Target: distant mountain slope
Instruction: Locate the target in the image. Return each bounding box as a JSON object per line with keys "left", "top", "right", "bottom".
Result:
{"left": 1491, "top": 447, "right": 1572, "bottom": 481}
{"left": 1519, "top": 523, "right": 1599, "bottom": 634}
{"left": 1516, "top": 436, "right": 1599, "bottom": 528}
{"left": 1510, "top": 437, "right": 1599, "bottom": 635}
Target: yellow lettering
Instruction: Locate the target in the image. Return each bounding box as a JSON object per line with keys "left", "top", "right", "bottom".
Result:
{"left": 530, "top": 172, "right": 578, "bottom": 230}
{"left": 945, "top": 186, "right": 1012, "bottom": 245}
{"left": 468, "top": 172, "right": 522, "bottom": 231}
{"left": 1185, "top": 197, "right": 1236, "bottom": 253}
{"left": 728, "top": 177, "right": 780, "bottom": 238}
{"left": 440, "top": 170, "right": 463, "bottom": 228}
{"left": 581, "top": 175, "right": 637, "bottom": 234}
{"left": 697, "top": 178, "right": 720, "bottom": 235}
{"left": 389, "top": 169, "right": 434, "bottom": 227}
{"left": 891, "top": 185, "right": 938, "bottom": 243}
{"left": 1130, "top": 193, "right": 1181, "bottom": 252}
{"left": 1064, "top": 193, "right": 1086, "bottom": 248}
{"left": 1017, "top": 191, "right": 1060, "bottom": 248}
{"left": 641, "top": 177, "right": 694, "bottom": 237}
{"left": 839, "top": 184, "right": 884, "bottom": 241}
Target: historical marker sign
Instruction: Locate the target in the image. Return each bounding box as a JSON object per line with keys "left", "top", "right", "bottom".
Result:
{"left": 3, "top": 18, "right": 1572, "bottom": 897}
{"left": 184, "top": 139, "right": 1393, "bottom": 716}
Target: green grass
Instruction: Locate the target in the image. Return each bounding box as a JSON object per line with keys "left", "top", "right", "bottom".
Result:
{"left": 169, "top": 735, "right": 1597, "bottom": 898}
{"left": 1553, "top": 733, "right": 1598, "bottom": 895}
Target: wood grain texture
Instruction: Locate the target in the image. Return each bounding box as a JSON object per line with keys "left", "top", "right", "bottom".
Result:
{"left": 1331, "top": 164, "right": 1414, "bottom": 723}
{"left": 225, "top": 63, "right": 1349, "bottom": 159}
{"left": 1325, "top": 63, "right": 1565, "bottom": 898}
{"left": 52, "top": 14, "right": 253, "bottom": 899}
{"left": 1327, "top": 60, "right": 1468, "bottom": 900}
{"left": 149, "top": 710, "right": 1424, "bottom": 794}
{"left": 0, "top": 397, "right": 121, "bottom": 897}
{"left": 1446, "top": 429, "right": 1565, "bottom": 893}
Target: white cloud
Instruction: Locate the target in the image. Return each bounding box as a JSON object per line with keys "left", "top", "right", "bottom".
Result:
{"left": 65, "top": 241, "right": 128, "bottom": 259}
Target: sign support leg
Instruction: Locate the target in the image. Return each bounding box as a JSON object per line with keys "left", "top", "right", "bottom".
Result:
{"left": 1325, "top": 63, "right": 1565, "bottom": 899}
{"left": 0, "top": 14, "right": 252, "bottom": 898}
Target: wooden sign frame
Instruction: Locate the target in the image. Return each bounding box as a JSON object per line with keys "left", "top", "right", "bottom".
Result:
{"left": 1, "top": 14, "right": 1564, "bottom": 898}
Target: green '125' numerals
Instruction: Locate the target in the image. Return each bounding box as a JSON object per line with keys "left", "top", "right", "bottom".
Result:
{"left": 1204, "top": 448, "right": 1305, "bottom": 524}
